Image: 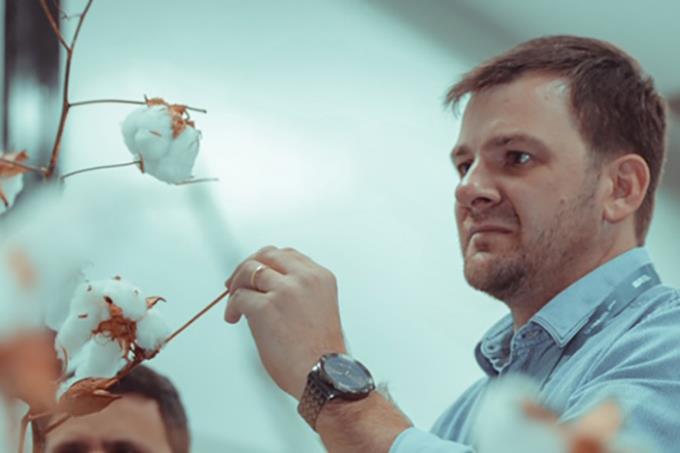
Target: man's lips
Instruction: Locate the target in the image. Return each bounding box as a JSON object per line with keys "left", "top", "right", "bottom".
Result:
{"left": 467, "top": 224, "right": 514, "bottom": 239}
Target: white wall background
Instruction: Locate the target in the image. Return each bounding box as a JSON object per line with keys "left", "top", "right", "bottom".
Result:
{"left": 56, "top": 1, "right": 679, "bottom": 452}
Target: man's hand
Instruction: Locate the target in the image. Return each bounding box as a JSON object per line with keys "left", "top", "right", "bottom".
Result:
{"left": 225, "top": 246, "right": 346, "bottom": 400}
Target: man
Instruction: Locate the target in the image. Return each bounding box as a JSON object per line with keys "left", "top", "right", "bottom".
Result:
{"left": 225, "top": 35, "right": 679, "bottom": 452}
{"left": 44, "top": 366, "right": 189, "bottom": 453}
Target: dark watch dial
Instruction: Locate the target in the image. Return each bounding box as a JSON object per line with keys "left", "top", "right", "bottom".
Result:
{"left": 319, "top": 353, "right": 375, "bottom": 396}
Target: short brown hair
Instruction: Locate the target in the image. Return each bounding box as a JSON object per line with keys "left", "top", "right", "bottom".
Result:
{"left": 446, "top": 35, "right": 667, "bottom": 243}
{"left": 108, "top": 365, "right": 190, "bottom": 453}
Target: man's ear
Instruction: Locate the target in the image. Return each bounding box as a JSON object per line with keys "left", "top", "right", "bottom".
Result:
{"left": 602, "top": 154, "right": 650, "bottom": 224}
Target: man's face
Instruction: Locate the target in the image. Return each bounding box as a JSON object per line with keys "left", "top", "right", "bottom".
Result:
{"left": 453, "top": 73, "right": 605, "bottom": 302}
{"left": 45, "top": 395, "right": 173, "bottom": 453}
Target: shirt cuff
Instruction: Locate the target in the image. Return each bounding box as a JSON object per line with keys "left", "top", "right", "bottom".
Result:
{"left": 389, "top": 427, "right": 475, "bottom": 453}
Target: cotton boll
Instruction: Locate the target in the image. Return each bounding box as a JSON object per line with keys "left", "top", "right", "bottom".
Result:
{"left": 135, "top": 308, "right": 171, "bottom": 351}
{"left": 100, "top": 277, "right": 146, "bottom": 321}
{"left": 55, "top": 314, "right": 100, "bottom": 362}
{"left": 134, "top": 129, "right": 172, "bottom": 162}
{"left": 74, "top": 335, "right": 125, "bottom": 380}
{"left": 472, "top": 374, "right": 565, "bottom": 453}
{"left": 121, "top": 100, "right": 202, "bottom": 184}
{"left": 0, "top": 187, "right": 94, "bottom": 332}
{"left": 121, "top": 105, "right": 173, "bottom": 157}
{"left": 144, "top": 126, "right": 200, "bottom": 183}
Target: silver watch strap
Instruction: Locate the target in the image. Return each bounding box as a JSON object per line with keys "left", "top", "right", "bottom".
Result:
{"left": 298, "top": 376, "right": 332, "bottom": 430}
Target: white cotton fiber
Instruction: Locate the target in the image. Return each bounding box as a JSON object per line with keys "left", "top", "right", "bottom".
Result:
{"left": 74, "top": 334, "right": 125, "bottom": 380}
{"left": 100, "top": 277, "right": 146, "bottom": 321}
{"left": 135, "top": 308, "right": 171, "bottom": 351}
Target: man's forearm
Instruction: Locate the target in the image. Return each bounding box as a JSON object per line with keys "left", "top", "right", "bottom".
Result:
{"left": 316, "top": 392, "right": 413, "bottom": 453}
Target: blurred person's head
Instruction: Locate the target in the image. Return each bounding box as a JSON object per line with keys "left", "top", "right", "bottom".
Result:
{"left": 44, "top": 365, "right": 189, "bottom": 453}
{"left": 448, "top": 36, "right": 667, "bottom": 319}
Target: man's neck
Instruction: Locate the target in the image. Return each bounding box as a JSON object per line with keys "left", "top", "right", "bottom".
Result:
{"left": 509, "top": 240, "right": 638, "bottom": 329}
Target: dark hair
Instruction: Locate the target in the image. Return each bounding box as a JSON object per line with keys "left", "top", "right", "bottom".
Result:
{"left": 108, "top": 365, "right": 190, "bottom": 453}
{"left": 446, "top": 35, "right": 667, "bottom": 243}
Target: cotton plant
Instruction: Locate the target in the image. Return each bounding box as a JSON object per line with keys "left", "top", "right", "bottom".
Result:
{"left": 472, "top": 374, "right": 645, "bottom": 453}
{"left": 0, "top": 2, "right": 228, "bottom": 452}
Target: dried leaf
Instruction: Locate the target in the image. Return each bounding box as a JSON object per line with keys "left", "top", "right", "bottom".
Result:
{"left": 567, "top": 400, "right": 622, "bottom": 452}
{"left": 0, "top": 150, "right": 30, "bottom": 178}
{"left": 145, "top": 296, "right": 165, "bottom": 309}
{"left": 7, "top": 247, "right": 37, "bottom": 290}
{"left": 522, "top": 400, "right": 559, "bottom": 423}
{"left": 144, "top": 96, "right": 195, "bottom": 138}
{"left": 57, "top": 377, "right": 121, "bottom": 417}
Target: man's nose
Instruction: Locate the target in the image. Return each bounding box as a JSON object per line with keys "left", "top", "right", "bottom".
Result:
{"left": 455, "top": 161, "right": 501, "bottom": 212}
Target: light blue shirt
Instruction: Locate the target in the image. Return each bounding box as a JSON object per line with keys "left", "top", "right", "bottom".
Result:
{"left": 390, "top": 248, "right": 680, "bottom": 452}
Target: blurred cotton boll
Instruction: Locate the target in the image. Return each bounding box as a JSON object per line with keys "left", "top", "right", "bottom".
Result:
{"left": 472, "top": 375, "right": 565, "bottom": 453}
{"left": 122, "top": 99, "right": 201, "bottom": 184}
{"left": 0, "top": 187, "right": 93, "bottom": 340}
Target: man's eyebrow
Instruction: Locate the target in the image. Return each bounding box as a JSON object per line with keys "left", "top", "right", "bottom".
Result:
{"left": 450, "top": 144, "right": 471, "bottom": 161}
{"left": 451, "top": 133, "right": 550, "bottom": 162}
{"left": 487, "top": 133, "right": 550, "bottom": 152}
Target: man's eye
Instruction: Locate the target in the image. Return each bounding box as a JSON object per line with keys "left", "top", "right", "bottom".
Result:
{"left": 457, "top": 162, "right": 472, "bottom": 176}
{"left": 506, "top": 150, "right": 532, "bottom": 166}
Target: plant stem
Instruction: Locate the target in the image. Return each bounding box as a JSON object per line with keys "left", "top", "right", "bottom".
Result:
{"left": 60, "top": 160, "right": 141, "bottom": 181}
{"left": 44, "top": 0, "right": 94, "bottom": 179}
{"left": 70, "top": 99, "right": 208, "bottom": 114}
{"left": 39, "top": 0, "right": 70, "bottom": 52}
{"left": 42, "top": 414, "right": 70, "bottom": 436}
{"left": 31, "top": 420, "right": 44, "bottom": 453}
{"left": 18, "top": 412, "right": 29, "bottom": 453}
{"left": 175, "top": 177, "right": 220, "bottom": 186}
{"left": 0, "top": 158, "right": 46, "bottom": 175}
{"left": 164, "top": 289, "right": 229, "bottom": 346}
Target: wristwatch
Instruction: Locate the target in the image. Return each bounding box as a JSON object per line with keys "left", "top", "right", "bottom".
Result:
{"left": 297, "top": 353, "right": 375, "bottom": 430}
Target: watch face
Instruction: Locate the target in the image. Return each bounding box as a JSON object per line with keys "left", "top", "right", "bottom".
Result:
{"left": 320, "top": 353, "right": 374, "bottom": 395}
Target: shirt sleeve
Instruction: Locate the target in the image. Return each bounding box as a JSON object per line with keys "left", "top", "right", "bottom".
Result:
{"left": 389, "top": 428, "right": 476, "bottom": 453}
{"left": 560, "top": 294, "right": 680, "bottom": 452}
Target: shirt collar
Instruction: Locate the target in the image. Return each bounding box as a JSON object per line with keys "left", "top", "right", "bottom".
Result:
{"left": 474, "top": 247, "right": 653, "bottom": 375}
{"left": 529, "top": 247, "right": 652, "bottom": 347}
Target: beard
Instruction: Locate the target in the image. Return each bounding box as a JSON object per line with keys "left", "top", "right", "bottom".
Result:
{"left": 461, "top": 180, "right": 599, "bottom": 303}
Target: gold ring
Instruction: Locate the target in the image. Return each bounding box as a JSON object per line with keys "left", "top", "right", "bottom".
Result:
{"left": 250, "top": 263, "right": 267, "bottom": 290}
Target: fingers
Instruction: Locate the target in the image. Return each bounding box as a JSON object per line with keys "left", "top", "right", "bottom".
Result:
{"left": 256, "top": 246, "right": 310, "bottom": 275}
{"left": 229, "top": 259, "right": 284, "bottom": 293}
{"left": 225, "top": 245, "right": 277, "bottom": 290}
{"left": 226, "top": 246, "right": 311, "bottom": 291}
{"left": 224, "top": 288, "right": 269, "bottom": 324}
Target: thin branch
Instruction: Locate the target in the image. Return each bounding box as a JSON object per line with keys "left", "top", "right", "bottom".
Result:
{"left": 60, "top": 160, "right": 141, "bottom": 181}
{"left": 70, "top": 98, "right": 208, "bottom": 113}
{"left": 0, "top": 158, "right": 47, "bottom": 175}
{"left": 18, "top": 412, "right": 28, "bottom": 453}
{"left": 70, "top": 0, "right": 94, "bottom": 51}
{"left": 41, "top": 413, "right": 70, "bottom": 436}
{"left": 163, "top": 289, "right": 229, "bottom": 346}
{"left": 45, "top": 0, "right": 94, "bottom": 179}
{"left": 175, "top": 177, "right": 220, "bottom": 186}
{"left": 31, "top": 419, "right": 44, "bottom": 453}
{"left": 39, "top": 0, "right": 70, "bottom": 52}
